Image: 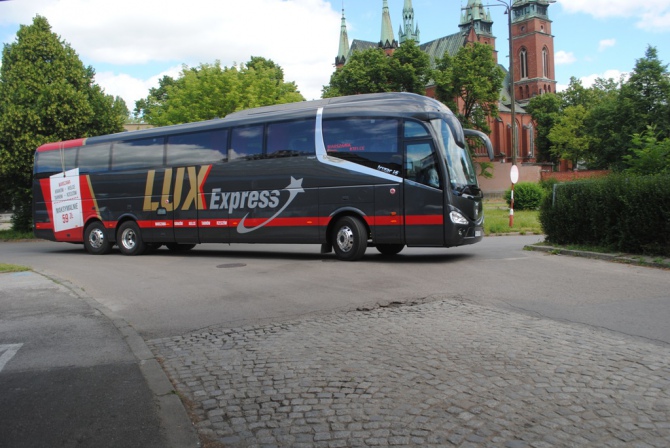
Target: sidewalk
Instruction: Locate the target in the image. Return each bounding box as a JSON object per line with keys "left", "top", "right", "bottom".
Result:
{"left": 525, "top": 243, "right": 670, "bottom": 269}
{"left": 0, "top": 271, "right": 199, "bottom": 448}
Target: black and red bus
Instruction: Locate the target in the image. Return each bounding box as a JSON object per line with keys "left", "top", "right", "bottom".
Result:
{"left": 33, "top": 92, "right": 494, "bottom": 261}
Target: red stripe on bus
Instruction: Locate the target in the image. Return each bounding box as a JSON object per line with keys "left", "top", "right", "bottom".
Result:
{"left": 36, "top": 139, "right": 87, "bottom": 152}
{"left": 405, "top": 215, "right": 444, "bottom": 225}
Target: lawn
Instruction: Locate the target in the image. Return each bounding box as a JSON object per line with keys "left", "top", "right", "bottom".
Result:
{"left": 483, "top": 199, "right": 543, "bottom": 235}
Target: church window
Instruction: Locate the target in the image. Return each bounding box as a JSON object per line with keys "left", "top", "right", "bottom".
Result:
{"left": 520, "top": 48, "right": 528, "bottom": 79}
{"left": 542, "top": 47, "right": 549, "bottom": 78}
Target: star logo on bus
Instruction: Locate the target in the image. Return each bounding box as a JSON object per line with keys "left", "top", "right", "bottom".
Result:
{"left": 237, "top": 177, "right": 305, "bottom": 234}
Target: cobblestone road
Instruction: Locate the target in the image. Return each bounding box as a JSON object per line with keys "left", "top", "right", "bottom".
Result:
{"left": 149, "top": 298, "right": 670, "bottom": 448}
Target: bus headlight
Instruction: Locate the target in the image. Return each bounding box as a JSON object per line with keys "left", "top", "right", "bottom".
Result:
{"left": 449, "top": 211, "right": 468, "bottom": 225}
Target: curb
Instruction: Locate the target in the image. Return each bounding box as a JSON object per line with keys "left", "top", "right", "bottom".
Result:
{"left": 36, "top": 271, "right": 201, "bottom": 448}
{"left": 524, "top": 244, "right": 670, "bottom": 269}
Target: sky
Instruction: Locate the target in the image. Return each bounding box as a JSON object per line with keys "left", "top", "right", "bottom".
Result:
{"left": 0, "top": 0, "right": 669, "bottom": 113}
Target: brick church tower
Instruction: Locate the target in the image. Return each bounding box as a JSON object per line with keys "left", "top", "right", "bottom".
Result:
{"left": 511, "top": 0, "right": 557, "bottom": 101}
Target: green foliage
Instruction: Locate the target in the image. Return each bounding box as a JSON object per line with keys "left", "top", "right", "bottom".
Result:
{"left": 135, "top": 57, "right": 304, "bottom": 126}
{"left": 624, "top": 126, "right": 670, "bottom": 175}
{"left": 323, "top": 40, "right": 431, "bottom": 98}
{"left": 0, "top": 15, "right": 125, "bottom": 232}
{"left": 540, "top": 174, "right": 670, "bottom": 256}
{"left": 433, "top": 43, "right": 504, "bottom": 134}
{"left": 504, "top": 182, "right": 545, "bottom": 211}
{"left": 547, "top": 104, "right": 592, "bottom": 167}
{"left": 526, "top": 93, "right": 561, "bottom": 163}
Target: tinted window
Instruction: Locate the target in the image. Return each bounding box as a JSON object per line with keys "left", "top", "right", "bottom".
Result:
{"left": 404, "top": 120, "right": 431, "bottom": 138}
{"left": 405, "top": 142, "right": 441, "bottom": 189}
{"left": 267, "top": 119, "right": 315, "bottom": 157}
{"left": 35, "top": 147, "right": 78, "bottom": 176}
{"left": 230, "top": 126, "right": 263, "bottom": 160}
{"left": 167, "top": 129, "right": 228, "bottom": 166}
{"left": 322, "top": 118, "right": 400, "bottom": 175}
{"left": 112, "top": 137, "right": 164, "bottom": 171}
{"left": 77, "top": 143, "right": 111, "bottom": 173}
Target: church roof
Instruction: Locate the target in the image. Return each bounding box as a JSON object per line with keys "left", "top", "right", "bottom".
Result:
{"left": 419, "top": 32, "right": 467, "bottom": 66}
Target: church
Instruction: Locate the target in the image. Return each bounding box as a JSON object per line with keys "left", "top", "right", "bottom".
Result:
{"left": 334, "top": 0, "right": 558, "bottom": 168}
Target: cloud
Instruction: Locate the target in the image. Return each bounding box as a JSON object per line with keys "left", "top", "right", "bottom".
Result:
{"left": 555, "top": 50, "right": 577, "bottom": 65}
{"left": 95, "top": 66, "right": 182, "bottom": 112}
{"left": 1, "top": 0, "right": 341, "bottom": 102}
{"left": 598, "top": 39, "right": 616, "bottom": 51}
{"left": 580, "top": 69, "right": 630, "bottom": 87}
{"left": 557, "top": 0, "right": 670, "bottom": 32}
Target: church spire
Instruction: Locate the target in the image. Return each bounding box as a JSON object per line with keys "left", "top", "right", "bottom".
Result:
{"left": 335, "top": 7, "right": 349, "bottom": 67}
{"left": 379, "top": 0, "right": 398, "bottom": 51}
{"left": 399, "top": 0, "right": 420, "bottom": 44}
{"left": 459, "top": 0, "right": 494, "bottom": 37}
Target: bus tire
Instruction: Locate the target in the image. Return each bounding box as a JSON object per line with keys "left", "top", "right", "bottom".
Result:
{"left": 376, "top": 244, "right": 404, "bottom": 256}
{"left": 332, "top": 216, "right": 367, "bottom": 261}
{"left": 166, "top": 243, "right": 196, "bottom": 252}
{"left": 117, "top": 221, "right": 146, "bottom": 256}
{"left": 83, "top": 221, "right": 112, "bottom": 255}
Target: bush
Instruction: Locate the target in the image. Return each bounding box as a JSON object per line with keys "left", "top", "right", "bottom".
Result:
{"left": 504, "top": 182, "right": 545, "bottom": 210}
{"left": 540, "top": 174, "right": 670, "bottom": 256}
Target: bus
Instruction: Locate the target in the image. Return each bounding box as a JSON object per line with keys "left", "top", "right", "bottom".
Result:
{"left": 33, "top": 92, "right": 494, "bottom": 261}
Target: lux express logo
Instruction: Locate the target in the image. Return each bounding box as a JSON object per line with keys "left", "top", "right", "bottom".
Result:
{"left": 209, "top": 177, "right": 305, "bottom": 234}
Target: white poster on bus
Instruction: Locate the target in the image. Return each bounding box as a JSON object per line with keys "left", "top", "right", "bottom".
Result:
{"left": 50, "top": 168, "right": 84, "bottom": 233}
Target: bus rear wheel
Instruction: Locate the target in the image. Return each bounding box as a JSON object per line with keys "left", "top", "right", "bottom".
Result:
{"left": 332, "top": 216, "right": 367, "bottom": 261}
{"left": 117, "top": 221, "right": 146, "bottom": 256}
{"left": 84, "top": 221, "right": 112, "bottom": 255}
{"left": 376, "top": 244, "right": 405, "bottom": 256}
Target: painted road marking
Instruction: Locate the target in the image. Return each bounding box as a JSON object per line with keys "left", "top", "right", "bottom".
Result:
{"left": 0, "top": 344, "right": 23, "bottom": 372}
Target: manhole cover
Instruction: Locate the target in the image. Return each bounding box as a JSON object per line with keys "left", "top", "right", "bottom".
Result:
{"left": 216, "top": 263, "right": 247, "bottom": 269}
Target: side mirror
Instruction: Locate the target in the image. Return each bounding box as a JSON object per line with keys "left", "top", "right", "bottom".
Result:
{"left": 464, "top": 129, "right": 495, "bottom": 161}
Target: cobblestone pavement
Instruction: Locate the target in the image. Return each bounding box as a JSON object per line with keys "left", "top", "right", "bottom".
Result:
{"left": 148, "top": 298, "right": 670, "bottom": 448}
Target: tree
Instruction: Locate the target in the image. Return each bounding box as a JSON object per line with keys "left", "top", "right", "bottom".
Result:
{"left": 526, "top": 92, "right": 562, "bottom": 163}
{"left": 323, "top": 40, "right": 432, "bottom": 98}
{"left": 135, "top": 57, "right": 304, "bottom": 126}
{"left": 0, "top": 15, "right": 125, "bottom": 231}
{"left": 433, "top": 43, "right": 504, "bottom": 133}
{"left": 547, "top": 105, "right": 592, "bottom": 168}
{"left": 623, "top": 126, "right": 670, "bottom": 175}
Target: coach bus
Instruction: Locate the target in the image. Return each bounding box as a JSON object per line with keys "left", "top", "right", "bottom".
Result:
{"left": 33, "top": 92, "right": 494, "bottom": 261}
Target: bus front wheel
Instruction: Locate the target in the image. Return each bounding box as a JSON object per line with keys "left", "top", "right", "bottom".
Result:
{"left": 332, "top": 216, "right": 367, "bottom": 261}
{"left": 117, "top": 221, "right": 146, "bottom": 256}
{"left": 84, "top": 221, "right": 112, "bottom": 255}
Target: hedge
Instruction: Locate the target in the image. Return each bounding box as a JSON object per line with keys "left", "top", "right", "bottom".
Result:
{"left": 540, "top": 174, "right": 670, "bottom": 256}
{"left": 504, "top": 182, "right": 545, "bottom": 210}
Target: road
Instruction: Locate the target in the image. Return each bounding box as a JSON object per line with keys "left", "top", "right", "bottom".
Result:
{"left": 2, "top": 236, "right": 669, "bottom": 447}
{"left": 1, "top": 236, "right": 668, "bottom": 344}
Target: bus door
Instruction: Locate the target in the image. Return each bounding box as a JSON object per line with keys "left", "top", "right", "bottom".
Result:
{"left": 403, "top": 141, "right": 445, "bottom": 246}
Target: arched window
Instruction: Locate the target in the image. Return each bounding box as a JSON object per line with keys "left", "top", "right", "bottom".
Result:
{"left": 542, "top": 47, "right": 549, "bottom": 78}
{"left": 520, "top": 48, "right": 528, "bottom": 79}
{"left": 527, "top": 123, "right": 535, "bottom": 158}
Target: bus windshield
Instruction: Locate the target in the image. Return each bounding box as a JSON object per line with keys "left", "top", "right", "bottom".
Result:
{"left": 432, "top": 118, "right": 478, "bottom": 190}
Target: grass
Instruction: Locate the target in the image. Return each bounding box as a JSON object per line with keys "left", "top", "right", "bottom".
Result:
{"left": 0, "top": 229, "right": 36, "bottom": 241}
{"left": 0, "top": 263, "right": 31, "bottom": 273}
{"left": 483, "top": 199, "right": 542, "bottom": 235}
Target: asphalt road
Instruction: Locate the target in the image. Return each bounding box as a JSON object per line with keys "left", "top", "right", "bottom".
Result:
{"left": 1, "top": 236, "right": 668, "bottom": 344}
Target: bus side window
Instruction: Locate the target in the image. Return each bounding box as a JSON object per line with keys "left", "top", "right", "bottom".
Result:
{"left": 267, "top": 119, "right": 316, "bottom": 158}
{"left": 230, "top": 126, "right": 263, "bottom": 161}
{"left": 77, "top": 143, "right": 111, "bottom": 173}
{"left": 404, "top": 120, "right": 431, "bottom": 138}
{"left": 34, "top": 147, "right": 78, "bottom": 177}
{"left": 167, "top": 129, "right": 228, "bottom": 166}
{"left": 405, "top": 142, "right": 441, "bottom": 189}
{"left": 322, "top": 118, "right": 400, "bottom": 174}
{"left": 112, "top": 137, "right": 165, "bottom": 171}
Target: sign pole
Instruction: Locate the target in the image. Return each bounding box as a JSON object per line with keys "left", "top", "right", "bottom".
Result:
{"left": 510, "top": 164, "right": 519, "bottom": 228}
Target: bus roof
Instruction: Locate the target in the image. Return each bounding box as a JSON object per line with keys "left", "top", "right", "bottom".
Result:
{"left": 36, "top": 92, "right": 454, "bottom": 152}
